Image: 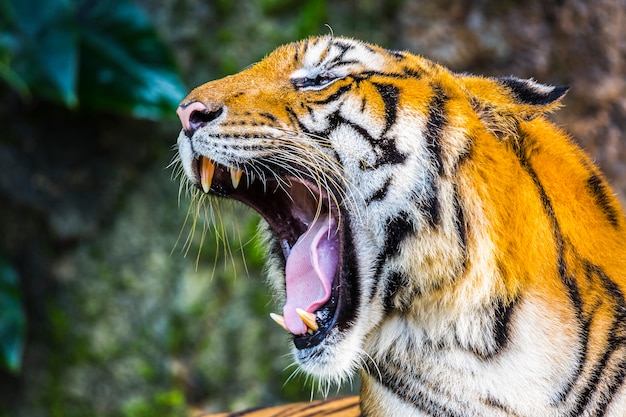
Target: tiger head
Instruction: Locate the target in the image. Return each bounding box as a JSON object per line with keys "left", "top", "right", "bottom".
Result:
{"left": 175, "top": 36, "right": 571, "bottom": 385}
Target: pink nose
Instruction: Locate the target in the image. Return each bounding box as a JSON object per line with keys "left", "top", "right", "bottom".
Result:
{"left": 176, "top": 101, "right": 206, "bottom": 131}
{"left": 176, "top": 101, "right": 224, "bottom": 134}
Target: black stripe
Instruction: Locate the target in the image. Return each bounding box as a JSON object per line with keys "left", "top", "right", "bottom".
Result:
{"left": 594, "top": 364, "right": 626, "bottom": 417}
{"left": 596, "top": 264, "right": 626, "bottom": 316}
{"left": 453, "top": 184, "right": 468, "bottom": 259}
{"left": 356, "top": 70, "right": 425, "bottom": 81}
{"left": 460, "top": 296, "right": 516, "bottom": 359}
{"left": 512, "top": 137, "right": 568, "bottom": 280}
{"left": 586, "top": 264, "right": 626, "bottom": 416}
{"left": 422, "top": 189, "right": 440, "bottom": 228}
{"left": 382, "top": 270, "right": 411, "bottom": 312}
{"left": 402, "top": 66, "right": 423, "bottom": 79}
{"left": 285, "top": 106, "right": 313, "bottom": 135}
{"left": 417, "top": 86, "right": 449, "bottom": 229}
{"left": 586, "top": 174, "right": 621, "bottom": 228}
{"left": 332, "top": 39, "right": 355, "bottom": 54}
{"left": 369, "top": 213, "right": 416, "bottom": 302}
{"left": 425, "top": 85, "right": 447, "bottom": 177}
{"left": 365, "top": 176, "right": 393, "bottom": 204}
{"left": 386, "top": 49, "right": 405, "bottom": 60}
{"left": 370, "top": 256, "right": 386, "bottom": 302}
{"left": 552, "top": 303, "right": 592, "bottom": 405}
{"left": 480, "top": 396, "right": 523, "bottom": 417}
{"left": 366, "top": 352, "right": 471, "bottom": 417}
{"left": 361, "top": 44, "right": 377, "bottom": 55}
{"left": 325, "top": 46, "right": 352, "bottom": 68}
{"left": 360, "top": 96, "right": 367, "bottom": 112}
{"left": 311, "top": 84, "right": 352, "bottom": 105}
{"left": 335, "top": 216, "right": 360, "bottom": 333}
{"left": 373, "top": 137, "right": 407, "bottom": 168}
{"left": 382, "top": 213, "right": 416, "bottom": 259}
{"left": 492, "top": 297, "right": 515, "bottom": 355}
{"left": 372, "top": 82, "right": 399, "bottom": 135}
{"left": 326, "top": 56, "right": 360, "bottom": 71}
{"left": 294, "top": 43, "right": 300, "bottom": 62}
{"left": 330, "top": 115, "right": 376, "bottom": 145}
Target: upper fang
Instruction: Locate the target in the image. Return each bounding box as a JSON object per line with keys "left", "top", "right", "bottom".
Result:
{"left": 200, "top": 156, "right": 215, "bottom": 193}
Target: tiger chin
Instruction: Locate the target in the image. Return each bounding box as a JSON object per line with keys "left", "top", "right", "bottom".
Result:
{"left": 175, "top": 36, "right": 626, "bottom": 416}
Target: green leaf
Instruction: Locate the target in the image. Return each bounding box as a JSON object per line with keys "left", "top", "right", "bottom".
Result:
{"left": 0, "top": 4, "right": 30, "bottom": 97}
{"left": 1, "top": 0, "right": 186, "bottom": 119}
{"left": 76, "top": 0, "right": 186, "bottom": 119}
{"left": 3, "top": 0, "right": 79, "bottom": 107}
{"left": 0, "top": 254, "right": 26, "bottom": 374}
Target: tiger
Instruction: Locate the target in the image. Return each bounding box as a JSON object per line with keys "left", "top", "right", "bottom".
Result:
{"left": 175, "top": 36, "right": 626, "bottom": 416}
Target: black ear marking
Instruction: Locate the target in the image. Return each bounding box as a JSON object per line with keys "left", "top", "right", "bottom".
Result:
{"left": 498, "top": 77, "right": 569, "bottom": 106}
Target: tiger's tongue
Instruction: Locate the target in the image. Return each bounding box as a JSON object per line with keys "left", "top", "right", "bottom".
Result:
{"left": 283, "top": 217, "right": 338, "bottom": 335}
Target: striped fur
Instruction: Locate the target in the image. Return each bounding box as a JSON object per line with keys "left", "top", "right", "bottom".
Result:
{"left": 176, "top": 37, "right": 626, "bottom": 416}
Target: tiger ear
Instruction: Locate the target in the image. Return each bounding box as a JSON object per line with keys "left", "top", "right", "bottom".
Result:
{"left": 496, "top": 77, "right": 569, "bottom": 114}
{"left": 465, "top": 76, "right": 569, "bottom": 138}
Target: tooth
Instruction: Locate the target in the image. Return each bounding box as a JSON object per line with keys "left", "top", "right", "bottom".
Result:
{"left": 200, "top": 156, "right": 215, "bottom": 193}
{"left": 270, "top": 313, "right": 289, "bottom": 332}
{"left": 296, "top": 308, "right": 319, "bottom": 332}
{"left": 230, "top": 168, "right": 243, "bottom": 189}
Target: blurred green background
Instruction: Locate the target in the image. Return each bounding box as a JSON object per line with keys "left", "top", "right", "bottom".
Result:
{"left": 0, "top": 0, "right": 624, "bottom": 416}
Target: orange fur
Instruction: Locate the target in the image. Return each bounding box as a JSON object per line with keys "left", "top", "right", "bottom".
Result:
{"left": 177, "top": 37, "right": 626, "bottom": 416}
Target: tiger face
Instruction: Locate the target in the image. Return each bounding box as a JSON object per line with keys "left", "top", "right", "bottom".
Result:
{"left": 177, "top": 37, "right": 419, "bottom": 382}
{"left": 177, "top": 36, "right": 626, "bottom": 415}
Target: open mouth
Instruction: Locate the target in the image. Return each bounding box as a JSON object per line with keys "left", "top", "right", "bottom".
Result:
{"left": 193, "top": 156, "right": 346, "bottom": 350}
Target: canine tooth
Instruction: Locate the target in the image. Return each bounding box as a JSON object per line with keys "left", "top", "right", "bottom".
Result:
{"left": 296, "top": 308, "right": 319, "bottom": 332}
{"left": 200, "top": 156, "right": 215, "bottom": 193}
{"left": 270, "top": 313, "right": 289, "bottom": 332}
{"left": 230, "top": 168, "right": 243, "bottom": 189}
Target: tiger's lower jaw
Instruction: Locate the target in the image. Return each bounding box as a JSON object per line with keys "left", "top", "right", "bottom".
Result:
{"left": 292, "top": 335, "right": 360, "bottom": 384}
{"left": 265, "top": 234, "right": 371, "bottom": 385}
{"left": 262, "top": 226, "right": 381, "bottom": 386}
{"left": 289, "top": 314, "right": 376, "bottom": 386}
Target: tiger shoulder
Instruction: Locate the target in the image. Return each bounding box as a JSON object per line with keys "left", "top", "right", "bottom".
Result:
{"left": 176, "top": 36, "right": 626, "bottom": 416}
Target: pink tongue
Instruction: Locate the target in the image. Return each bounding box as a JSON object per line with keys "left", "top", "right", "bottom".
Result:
{"left": 283, "top": 217, "right": 338, "bottom": 335}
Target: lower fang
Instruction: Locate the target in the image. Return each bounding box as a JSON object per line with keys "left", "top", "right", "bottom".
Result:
{"left": 270, "top": 313, "right": 289, "bottom": 332}
{"left": 296, "top": 308, "right": 319, "bottom": 332}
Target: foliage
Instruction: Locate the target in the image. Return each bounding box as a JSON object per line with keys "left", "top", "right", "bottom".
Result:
{"left": 0, "top": 0, "right": 402, "bottom": 414}
{"left": 0, "top": 253, "right": 25, "bottom": 374}
{"left": 0, "top": 0, "right": 186, "bottom": 119}
{"left": 122, "top": 390, "right": 185, "bottom": 417}
{"left": 0, "top": 0, "right": 186, "bottom": 378}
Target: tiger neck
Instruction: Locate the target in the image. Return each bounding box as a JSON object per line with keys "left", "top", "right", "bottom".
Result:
{"left": 366, "top": 288, "right": 514, "bottom": 360}
{"left": 359, "top": 297, "right": 514, "bottom": 416}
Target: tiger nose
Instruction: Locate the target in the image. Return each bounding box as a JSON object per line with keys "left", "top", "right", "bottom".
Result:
{"left": 176, "top": 101, "right": 224, "bottom": 135}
